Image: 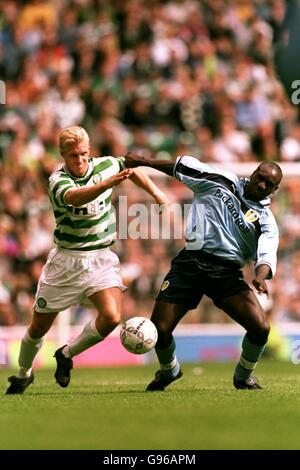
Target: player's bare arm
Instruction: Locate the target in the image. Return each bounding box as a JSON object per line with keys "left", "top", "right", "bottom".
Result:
{"left": 124, "top": 152, "right": 175, "bottom": 177}
{"left": 65, "top": 169, "right": 133, "bottom": 207}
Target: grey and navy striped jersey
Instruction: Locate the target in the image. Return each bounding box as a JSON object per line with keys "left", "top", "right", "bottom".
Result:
{"left": 175, "top": 156, "right": 279, "bottom": 277}
{"left": 48, "top": 156, "right": 125, "bottom": 251}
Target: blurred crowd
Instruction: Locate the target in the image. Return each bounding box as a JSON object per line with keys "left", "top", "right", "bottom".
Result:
{"left": 1, "top": 0, "right": 300, "bottom": 326}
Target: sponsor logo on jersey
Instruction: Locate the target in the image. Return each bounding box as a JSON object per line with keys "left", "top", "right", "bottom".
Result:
{"left": 93, "top": 174, "right": 102, "bottom": 184}
{"left": 214, "top": 188, "right": 250, "bottom": 234}
{"left": 244, "top": 209, "right": 260, "bottom": 223}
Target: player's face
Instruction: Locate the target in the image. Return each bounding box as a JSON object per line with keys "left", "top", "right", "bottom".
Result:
{"left": 62, "top": 141, "right": 90, "bottom": 177}
{"left": 244, "top": 166, "right": 281, "bottom": 202}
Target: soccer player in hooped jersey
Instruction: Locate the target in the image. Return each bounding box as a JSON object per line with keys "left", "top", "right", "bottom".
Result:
{"left": 124, "top": 153, "right": 282, "bottom": 390}
{"left": 6, "top": 126, "right": 169, "bottom": 394}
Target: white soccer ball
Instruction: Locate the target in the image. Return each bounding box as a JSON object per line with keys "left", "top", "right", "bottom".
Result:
{"left": 120, "top": 316, "right": 158, "bottom": 354}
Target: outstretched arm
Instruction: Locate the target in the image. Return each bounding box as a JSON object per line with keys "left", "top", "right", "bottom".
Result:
{"left": 124, "top": 152, "right": 175, "bottom": 177}
{"left": 129, "top": 168, "right": 169, "bottom": 205}
{"left": 65, "top": 169, "right": 133, "bottom": 207}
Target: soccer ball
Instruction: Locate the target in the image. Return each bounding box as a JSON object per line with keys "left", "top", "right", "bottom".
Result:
{"left": 120, "top": 316, "right": 158, "bottom": 354}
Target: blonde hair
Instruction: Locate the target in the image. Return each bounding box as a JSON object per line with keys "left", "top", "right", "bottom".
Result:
{"left": 59, "top": 126, "right": 89, "bottom": 154}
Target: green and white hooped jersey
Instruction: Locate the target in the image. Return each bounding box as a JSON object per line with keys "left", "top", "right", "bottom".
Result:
{"left": 48, "top": 156, "right": 125, "bottom": 251}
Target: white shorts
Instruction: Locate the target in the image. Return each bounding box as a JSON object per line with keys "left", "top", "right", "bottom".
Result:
{"left": 34, "top": 247, "right": 126, "bottom": 313}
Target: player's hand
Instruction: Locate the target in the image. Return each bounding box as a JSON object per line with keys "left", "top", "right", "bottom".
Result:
{"left": 124, "top": 151, "right": 149, "bottom": 168}
{"left": 107, "top": 169, "right": 133, "bottom": 188}
{"left": 153, "top": 192, "right": 170, "bottom": 214}
{"left": 153, "top": 192, "right": 170, "bottom": 206}
{"left": 252, "top": 278, "right": 269, "bottom": 297}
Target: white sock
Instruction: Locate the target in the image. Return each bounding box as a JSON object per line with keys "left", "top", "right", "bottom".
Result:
{"left": 18, "top": 367, "right": 33, "bottom": 379}
{"left": 67, "top": 320, "right": 104, "bottom": 357}
{"left": 156, "top": 338, "right": 181, "bottom": 379}
{"left": 17, "top": 332, "right": 43, "bottom": 377}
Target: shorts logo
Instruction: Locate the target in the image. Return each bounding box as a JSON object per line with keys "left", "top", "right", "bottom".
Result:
{"left": 161, "top": 280, "right": 169, "bottom": 291}
{"left": 37, "top": 297, "right": 47, "bottom": 308}
{"left": 93, "top": 174, "right": 102, "bottom": 184}
{"left": 244, "top": 209, "right": 259, "bottom": 223}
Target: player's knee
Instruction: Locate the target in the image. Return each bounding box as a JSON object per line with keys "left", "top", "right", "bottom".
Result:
{"left": 260, "top": 319, "right": 270, "bottom": 341}
{"left": 249, "top": 320, "right": 270, "bottom": 345}
{"left": 101, "top": 309, "right": 121, "bottom": 329}
{"left": 153, "top": 319, "right": 172, "bottom": 335}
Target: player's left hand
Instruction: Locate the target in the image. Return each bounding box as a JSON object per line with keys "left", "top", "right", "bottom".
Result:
{"left": 252, "top": 278, "right": 269, "bottom": 297}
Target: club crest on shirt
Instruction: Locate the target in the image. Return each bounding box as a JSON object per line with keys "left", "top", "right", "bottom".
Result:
{"left": 244, "top": 209, "right": 260, "bottom": 223}
{"left": 93, "top": 174, "right": 102, "bottom": 184}
{"left": 37, "top": 297, "right": 47, "bottom": 308}
{"left": 161, "top": 280, "right": 169, "bottom": 291}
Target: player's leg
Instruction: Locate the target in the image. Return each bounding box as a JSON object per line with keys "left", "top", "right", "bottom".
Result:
{"left": 146, "top": 249, "right": 204, "bottom": 391}
{"left": 146, "top": 300, "right": 188, "bottom": 391}
{"left": 54, "top": 287, "right": 122, "bottom": 387}
{"left": 62, "top": 287, "right": 122, "bottom": 357}
{"left": 54, "top": 248, "right": 125, "bottom": 387}
{"left": 6, "top": 311, "right": 58, "bottom": 394}
{"left": 219, "top": 290, "right": 269, "bottom": 389}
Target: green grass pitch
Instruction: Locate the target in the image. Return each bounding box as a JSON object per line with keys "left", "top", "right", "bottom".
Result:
{"left": 1, "top": 361, "right": 300, "bottom": 450}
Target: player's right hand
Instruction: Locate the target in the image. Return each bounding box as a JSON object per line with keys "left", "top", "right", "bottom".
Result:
{"left": 107, "top": 169, "right": 133, "bottom": 188}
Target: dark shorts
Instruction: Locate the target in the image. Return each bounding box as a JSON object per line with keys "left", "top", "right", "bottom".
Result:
{"left": 156, "top": 249, "right": 251, "bottom": 309}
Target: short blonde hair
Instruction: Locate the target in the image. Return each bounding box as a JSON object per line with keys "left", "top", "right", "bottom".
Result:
{"left": 59, "top": 126, "right": 89, "bottom": 154}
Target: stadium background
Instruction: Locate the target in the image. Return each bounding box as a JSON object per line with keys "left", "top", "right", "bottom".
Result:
{"left": 1, "top": 0, "right": 300, "bottom": 367}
